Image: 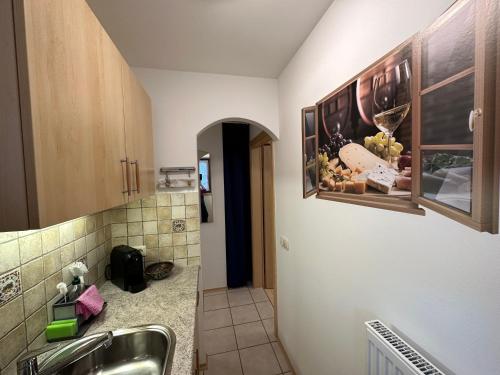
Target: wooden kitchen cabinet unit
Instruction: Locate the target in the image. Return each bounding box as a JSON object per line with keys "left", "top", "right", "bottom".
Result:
{"left": 0, "top": 0, "right": 155, "bottom": 231}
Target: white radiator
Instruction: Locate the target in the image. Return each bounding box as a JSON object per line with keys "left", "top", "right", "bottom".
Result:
{"left": 366, "top": 320, "right": 445, "bottom": 375}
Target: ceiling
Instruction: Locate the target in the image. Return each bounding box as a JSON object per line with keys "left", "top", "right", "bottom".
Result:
{"left": 86, "top": 0, "right": 334, "bottom": 78}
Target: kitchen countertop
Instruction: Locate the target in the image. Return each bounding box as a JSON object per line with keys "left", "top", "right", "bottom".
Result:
{"left": 86, "top": 264, "right": 199, "bottom": 375}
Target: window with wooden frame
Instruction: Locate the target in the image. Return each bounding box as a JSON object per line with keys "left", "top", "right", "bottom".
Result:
{"left": 308, "top": 0, "right": 499, "bottom": 233}
{"left": 302, "top": 106, "right": 318, "bottom": 198}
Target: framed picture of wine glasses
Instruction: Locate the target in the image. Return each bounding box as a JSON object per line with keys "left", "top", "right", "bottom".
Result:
{"left": 302, "top": 106, "right": 317, "bottom": 198}
{"left": 315, "top": 39, "right": 423, "bottom": 215}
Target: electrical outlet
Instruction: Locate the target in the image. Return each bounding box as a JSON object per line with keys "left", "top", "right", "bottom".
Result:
{"left": 280, "top": 235, "right": 290, "bottom": 251}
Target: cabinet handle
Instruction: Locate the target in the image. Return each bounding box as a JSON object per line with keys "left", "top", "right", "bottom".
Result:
{"left": 121, "top": 158, "right": 131, "bottom": 196}
{"left": 468, "top": 108, "right": 482, "bottom": 132}
{"left": 130, "top": 160, "right": 141, "bottom": 193}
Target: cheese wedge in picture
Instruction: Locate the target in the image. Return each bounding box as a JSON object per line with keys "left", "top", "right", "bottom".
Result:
{"left": 339, "top": 143, "right": 389, "bottom": 172}
{"left": 366, "top": 164, "right": 398, "bottom": 194}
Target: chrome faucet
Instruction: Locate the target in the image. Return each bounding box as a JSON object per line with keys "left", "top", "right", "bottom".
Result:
{"left": 17, "top": 331, "right": 113, "bottom": 375}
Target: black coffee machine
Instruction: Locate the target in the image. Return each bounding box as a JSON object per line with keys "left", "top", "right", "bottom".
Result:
{"left": 108, "top": 245, "right": 146, "bottom": 293}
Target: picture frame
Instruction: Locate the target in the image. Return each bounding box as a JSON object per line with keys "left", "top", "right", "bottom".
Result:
{"left": 302, "top": 106, "right": 317, "bottom": 198}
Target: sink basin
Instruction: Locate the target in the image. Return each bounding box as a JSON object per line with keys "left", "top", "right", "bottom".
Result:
{"left": 39, "top": 325, "right": 176, "bottom": 375}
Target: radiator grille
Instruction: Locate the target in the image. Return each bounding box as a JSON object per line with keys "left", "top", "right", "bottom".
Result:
{"left": 366, "top": 320, "right": 445, "bottom": 375}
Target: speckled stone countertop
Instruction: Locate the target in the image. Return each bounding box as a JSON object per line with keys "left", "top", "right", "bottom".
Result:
{"left": 86, "top": 264, "right": 199, "bottom": 375}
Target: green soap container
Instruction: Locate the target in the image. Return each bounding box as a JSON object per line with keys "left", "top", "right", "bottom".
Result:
{"left": 45, "top": 319, "right": 78, "bottom": 341}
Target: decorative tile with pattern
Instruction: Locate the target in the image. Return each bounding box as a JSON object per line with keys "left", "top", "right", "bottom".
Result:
{"left": 0, "top": 269, "right": 22, "bottom": 306}
{"left": 172, "top": 220, "right": 186, "bottom": 233}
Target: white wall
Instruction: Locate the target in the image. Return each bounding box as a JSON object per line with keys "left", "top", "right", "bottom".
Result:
{"left": 197, "top": 124, "right": 227, "bottom": 289}
{"left": 133, "top": 68, "right": 280, "bottom": 176}
{"left": 275, "top": 1, "right": 500, "bottom": 375}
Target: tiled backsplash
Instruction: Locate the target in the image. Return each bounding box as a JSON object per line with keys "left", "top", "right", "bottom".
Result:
{"left": 0, "top": 192, "right": 200, "bottom": 373}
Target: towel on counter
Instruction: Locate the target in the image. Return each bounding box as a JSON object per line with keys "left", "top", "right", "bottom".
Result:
{"left": 76, "top": 285, "right": 105, "bottom": 320}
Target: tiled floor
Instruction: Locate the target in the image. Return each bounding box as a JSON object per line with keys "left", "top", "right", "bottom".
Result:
{"left": 201, "top": 287, "right": 293, "bottom": 375}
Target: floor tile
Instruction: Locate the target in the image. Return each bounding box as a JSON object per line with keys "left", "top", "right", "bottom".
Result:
{"left": 203, "top": 326, "right": 237, "bottom": 355}
{"left": 239, "top": 343, "right": 281, "bottom": 375}
{"left": 203, "top": 308, "right": 233, "bottom": 330}
{"left": 272, "top": 341, "right": 292, "bottom": 373}
{"left": 255, "top": 301, "right": 274, "bottom": 319}
{"left": 249, "top": 287, "right": 268, "bottom": 303}
{"left": 262, "top": 318, "right": 277, "bottom": 342}
{"left": 227, "top": 289, "right": 253, "bottom": 307}
{"left": 205, "top": 350, "right": 243, "bottom": 375}
{"left": 204, "top": 293, "right": 229, "bottom": 311}
{"left": 204, "top": 288, "right": 227, "bottom": 296}
{"left": 231, "top": 304, "right": 260, "bottom": 325}
{"left": 234, "top": 321, "right": 269, "bottom": 349}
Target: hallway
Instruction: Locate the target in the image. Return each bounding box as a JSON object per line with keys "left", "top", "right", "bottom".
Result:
{"left": 201, "top": 287, "right": 292, "bottom": 375}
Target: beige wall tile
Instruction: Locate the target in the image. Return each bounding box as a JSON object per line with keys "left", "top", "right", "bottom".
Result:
{"left": 74, "top": 237, "right": 86, "bottom": 259}
{"left": 23, "top": 282, "right": 46, "bottom": 318}
{"left": 72, "top": 218, "right": 86, "bottom": 240}
{"left": 45, "top": 271, "right": 62, "bottom": 301}
{"left": 171, "top": 193, "right": 185, "bottom": 206}
{"left": 96, "top": 228, "right": 105, "bottom": 245}
{"left": 174, "top": 257, "right": 187, "bottom": 267}
{"left": 157, "top": 207, "right": 172, "bottom": 220}
{"left": 188, "top": 244, "right": 201, "bottom": 258}
{"left": 111, "top": 237, "right": 128, "bottom": 248}
{"left": 87, "top": 248, "right": 98, "bottom": 269}
{"left": 185, "top": 192, "right": 199, "bottom": 205}
{"left": 127, "top": 222, "right": 143, "bottom": 236}
{"left": 186, "top": 218, "right": 200, "bottom": 231}
{"left": 172, "top": 206, "right": 186, "bottom": 219}
{"left": 111, "top": 209, "right": 127, "bottom": 223}
{"left": 28, "top": 332, "right": 47, "bottom": 351}
{"left": 19, "top": 232, "right": 42, "bottom": 264}
{"left": 85, "top": 215, "right": 97, "bottom": 234}
{"left": 185, "top": 205, "right": 199, "bottom": 219}
{"left": 21, "top": 258, "right": 44, "bottom": 290}
{"left": 41, "top": 227, "right": 59, "bottom": 254}
{"left": 174, "top": 245, "right": 188, "bottom": 258}
{"left": 0, "top": 240, "right": 20, "bottom": 274}
{"left": 173, "top": 233, "right": 187, "bottom": 246}
{"left": 59, "top": 222, "right": 74, "bottom": 246}
{"left": 156, "top": 193, "right": 171, "bottom": 207}
{"left": 144, "top": 235, "right": 159, "bottom": 249}
{"left": 0, "top": 297, "right": 24, "bottom": 339}
{"left": 97, "top": 245, "right": 106, "bottom": 261}
{"left": 188, "top": 256, "right": 200, "bottom": 266}
{"left": 46, "top": 294, "right": 60, "bottom": 323}
{"left": 141, "top": 196, "right": 157, "bottom": 208}
{"left": 159, "top": 234, "right": 172, "bottom": 247}
{"left": 142, "top": 207, "right": 157, "bottom": 221}
{"left": 159, "top": 247, "right": 173, "bottom": 261}
{"left": 143, "top": 221, "right": 158, "bottom": 235}
{"left": 128, "top": 236, "right": 144, "bottom": 247}
{"left": 187, "top": 231, "right": 200, "bottom": 245}
{"left": 0, "top": 323, "right": 26, "bottom": 368}
{"left": 87, "top": 266, "right": 98, "bottom": 285}
{"left": 98, "top": 259, "right": 106, "bottom": 279}
{"left": 0, "top": 232, "right": 18, "bottom": 245}
{"left": 103, "top": 210, "right": 112, "bottom": 226}
{"left": 86, "top": 232, "right": 97, "bottom": 252}
{"left": 127, "top": 208, "right": 142, "bottom": 222}
{"left": 62, "top": 264, "right": 72, "bottom": 285}
{"left": 158, "top": 220, "right": 172, "bottom": 234}
{"left": 60, "top": 243, "right": 75, "bottom": 267}
{"left": 95, "top": 213, "right": 104, "bottom": 228}
{"left": 111, "top": 224, "right": 127, "bottom": 238}
{"left": 43, "top": 249, "right": 61, "bottom": 278}
{"left": 145, "top": 248, "right": 159, "bottom": 264}
{"left": 26, "top": 306, "right": 47, "bottom": 344}
{"left": 126, "top": 199, "right": 141, "bottom": 209}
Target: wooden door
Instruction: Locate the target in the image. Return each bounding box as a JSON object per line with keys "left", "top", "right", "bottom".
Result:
{"left": 412, "top": 0, "right": 497, "bottom": 232}
{"left": 18, "top": 0, "right": 106, "bottom": 227}
{"left": 98, "top": 31, "right": 129, "bottom": 208}
{"left": 122, "top": 65, "right": 155, "bottom": 201}
{"left": 250, "top": 133, "right": 276, "bottom": 289}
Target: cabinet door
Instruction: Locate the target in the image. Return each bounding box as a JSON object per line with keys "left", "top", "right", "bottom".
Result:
{"left": 19, "top": 0, "right": 105, "bottom": 227}
{"left": 98, "top": 30, "right": 129, "bottom": 208}
{"left": 413, "top": 0, "right": 497, "bottom": 232}
{"left": 122, "top": 65, "right": 155, "bottom": 201}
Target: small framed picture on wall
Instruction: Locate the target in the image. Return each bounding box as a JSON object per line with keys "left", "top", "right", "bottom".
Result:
{"left": 302, "top": 106, "right": 317, "bottom": 198}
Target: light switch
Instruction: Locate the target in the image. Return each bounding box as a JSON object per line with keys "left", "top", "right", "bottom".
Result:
{"left": 280, "top": 236, "right": 290, "bottom": 251}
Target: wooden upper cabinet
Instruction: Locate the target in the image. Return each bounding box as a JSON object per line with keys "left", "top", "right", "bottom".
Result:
{"left": 412, "top": 0, "right": 498, "bottom": 232}
{"left": 0, "top": 0, "right": 154, "bottom": 230}
{"left": 122, "top": 64, "right": 156, "bottom": 201}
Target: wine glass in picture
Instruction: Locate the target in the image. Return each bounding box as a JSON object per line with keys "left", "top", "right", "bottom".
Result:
{"left": 371, "top": 59, "right": 412, "bottom": 165}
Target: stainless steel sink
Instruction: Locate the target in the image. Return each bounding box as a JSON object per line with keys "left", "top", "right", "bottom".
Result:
{"left": 38, "top": 325, "right": 175, "bottom": 375}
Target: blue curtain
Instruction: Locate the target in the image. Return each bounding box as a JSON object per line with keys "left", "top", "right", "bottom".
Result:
{"left": 222, "top": 123, "right": 252, "bottom": 288}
